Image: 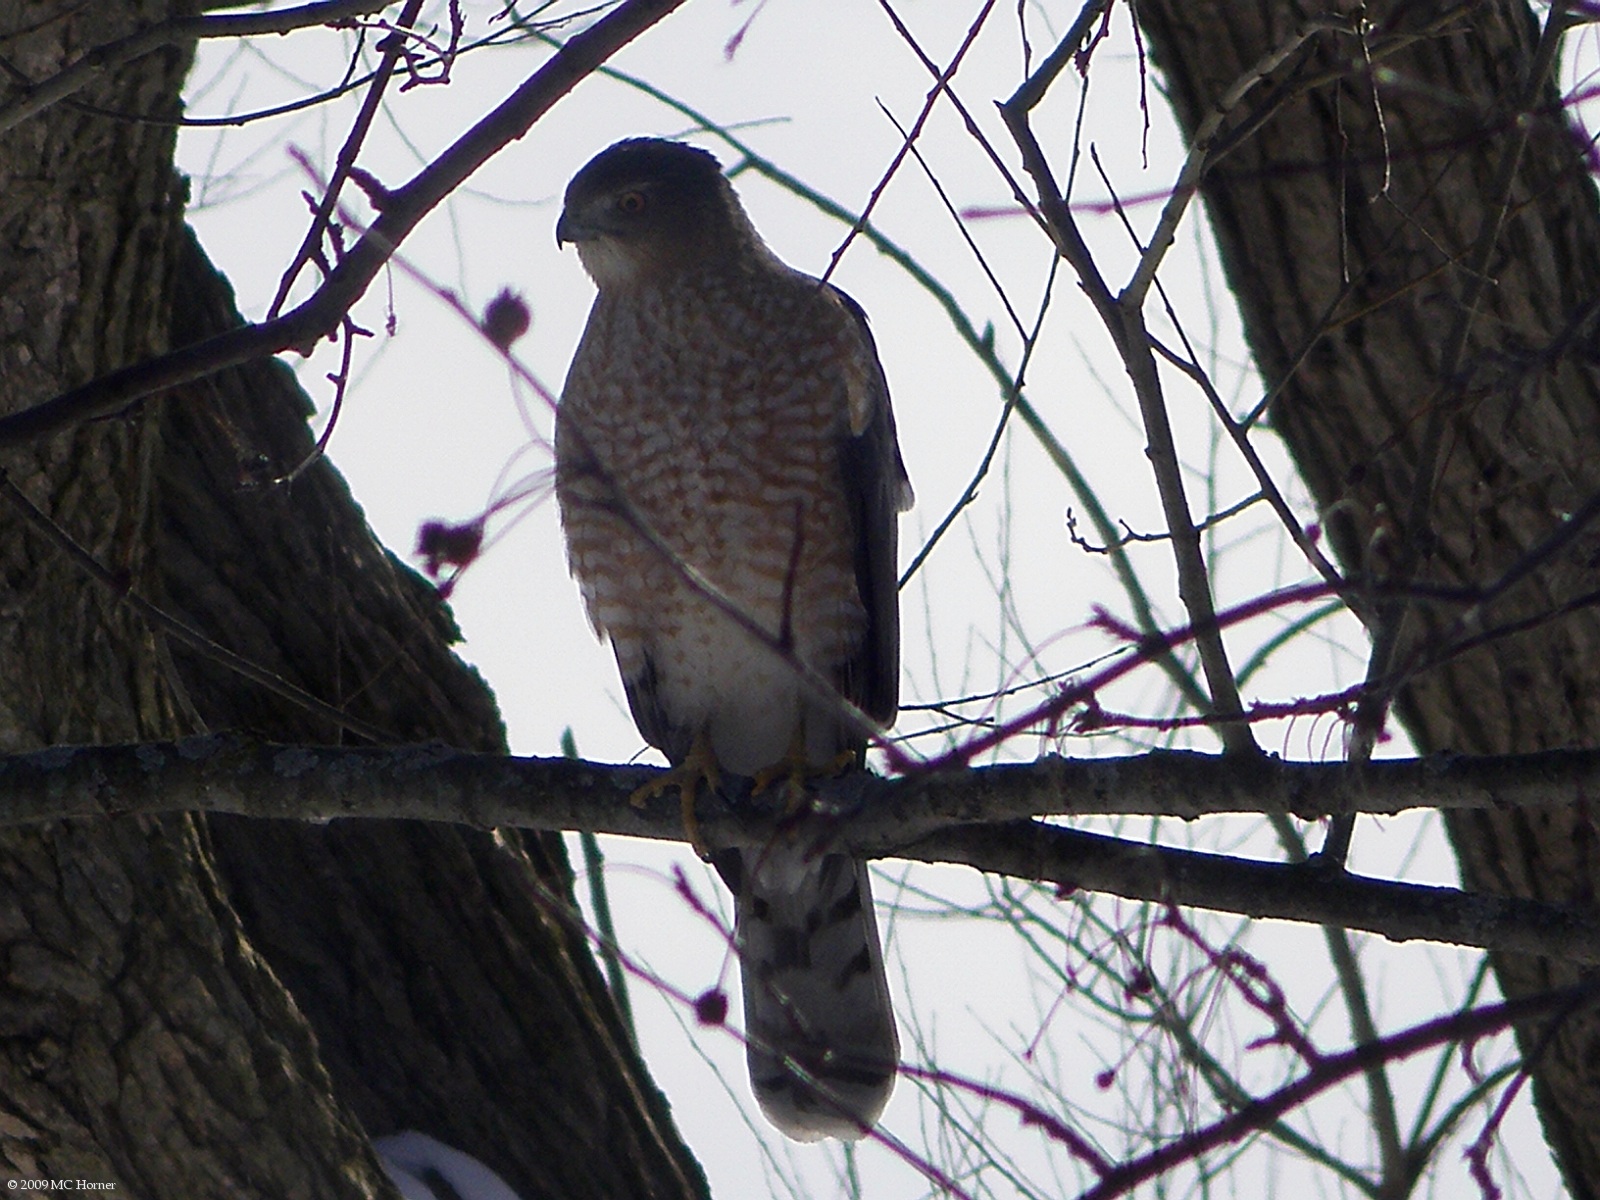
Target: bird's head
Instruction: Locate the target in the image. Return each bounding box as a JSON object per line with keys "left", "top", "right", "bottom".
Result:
{"left": 557, "top": 138, "right": 754, "bottom": 289}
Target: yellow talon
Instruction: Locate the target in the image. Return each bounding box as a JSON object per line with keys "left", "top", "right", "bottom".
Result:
{"left": 631, "top": 729, "right": 720, "bottom": 860}
{"left": 751, "top": 724, "right": 854, "bottom": 814}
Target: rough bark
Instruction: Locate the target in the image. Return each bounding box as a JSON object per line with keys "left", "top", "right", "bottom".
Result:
{"left": 1136, "top": 2, "right": 1600, "bottom": 1195}
{"left": 0, "top": 3, "right": 390, "bottom": 1193}
{"left": 0, "top": 3, "right": 705, "bottom": 1196}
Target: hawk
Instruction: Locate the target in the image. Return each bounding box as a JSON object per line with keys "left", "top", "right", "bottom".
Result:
{"left": 554, "top": 138, "right": 912, "bottom": 1141}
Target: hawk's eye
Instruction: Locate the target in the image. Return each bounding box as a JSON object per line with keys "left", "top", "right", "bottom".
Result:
{"left": 617, "top": 189, "right": 648, "bottom": 214}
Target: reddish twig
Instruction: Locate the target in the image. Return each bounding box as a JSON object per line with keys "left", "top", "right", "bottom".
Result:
{"left": 1076, "top": 979, "right": 1597, "bottom": 1200}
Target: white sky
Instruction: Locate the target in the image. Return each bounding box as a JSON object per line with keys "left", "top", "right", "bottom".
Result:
{"left": 174, "top": 3, "right": 1571, "bottom": 1197}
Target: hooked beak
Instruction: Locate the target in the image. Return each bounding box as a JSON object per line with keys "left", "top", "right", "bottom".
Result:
{"left": 555, "top": 208, "right": 594, "bottom": 247}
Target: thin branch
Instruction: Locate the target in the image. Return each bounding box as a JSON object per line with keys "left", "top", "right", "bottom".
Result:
{"left": 1120, "top": 15, "right": 1353, "bottom": 311}
{"left": 871, "top": 0, "right": 1047, "bottom": 238}
{"left": 998, "top": 91, "right": 1255, "bottom": 753}
{"left": 820, "top": 0, "right": 996, "bottom": 287}
{"left": 1065, "top": 490, "right": 1263, "bottom": 554}
{"left": 267, "top": 0, "right": 425, "bottom": 319}
{"left": 1004, "top": 0, "right": 1108, "bottom": 115}
{"left": 1076, "top": 978, "right": 1598, "bottom": 1200}
{"left": 897, "top": 260, "right": 1057, "bottom": 589}
{"left": 1148, "top": 296, "right": 1350, "bottom": 603}
{"left": 918, "top": 821, "right": 1600, "bottom": 969}
{"left": 0, "top": 0, "right": 393, "bottom": 135}
{"left": 0, "top": 0, "right": 690, "bottom": 449}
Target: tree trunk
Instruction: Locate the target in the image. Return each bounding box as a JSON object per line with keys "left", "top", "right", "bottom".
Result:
{"left": 0, "top": 4, "right": 705, "bottom": 1196}
{"left": 1137, "top": 2, "right": 1600, "bottom": 1195}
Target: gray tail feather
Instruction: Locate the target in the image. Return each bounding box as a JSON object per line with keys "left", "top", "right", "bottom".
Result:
{"left": 718, "top": 847, "right": 899, "bottom": 1141}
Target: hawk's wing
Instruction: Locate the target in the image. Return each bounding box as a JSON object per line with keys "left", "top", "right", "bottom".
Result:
{"left": 830, "top": 285, "right": 913, "bottom": 736}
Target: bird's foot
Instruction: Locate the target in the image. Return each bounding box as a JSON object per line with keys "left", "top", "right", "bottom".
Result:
{"left": 631, "top": 730, "right": 720, "bottom": 861}
{"left": 751, "top": 728, "right": 854, "bottom": 815}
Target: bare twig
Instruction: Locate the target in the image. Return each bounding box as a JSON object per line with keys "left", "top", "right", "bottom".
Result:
{"left": 1121, "top": 15, "right": 1353, "bottom": 311}
{"left": 1000, "top": 60, "right": 1256, "bottom": 755}
{"left": 1076, "top": 978, "right": 1598, "bottom": 1200}
{"left": 0, "top": 0, "right": 393, "bottom": 135}
{"left": 870, "top": 0, "right": 1048, "bottom": 238}
{"left": 821, "top": 0, "right": 996, "bottom": 286}
{"left": 1146, "top": 286, "right": 1351, "bottom": 603}
{"left": 897, "top": 260, "right": 1056, "bottom": 589}
{"left": 1005, "top": 0, "right": 1109, "bottom": 113}
{"left": 1065, "top": 491, "right": 1263, "bottom": 554}
{"left": 0, "top": 0, "right": 690, "bottom": 450}
{"left": 267, "top": 0, "right": 426, "bottom": 319}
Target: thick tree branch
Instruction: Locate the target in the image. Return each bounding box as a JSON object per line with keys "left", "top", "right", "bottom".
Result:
{"left": 12, "top": 734, "right": 1600, "bottom": 963}
{"left": 17, "top": 734, "right": 1600, "bottom": 832}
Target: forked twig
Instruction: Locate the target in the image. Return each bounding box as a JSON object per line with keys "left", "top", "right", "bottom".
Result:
{"left": 0, "top": 0, "right": 690, "bottom": 450}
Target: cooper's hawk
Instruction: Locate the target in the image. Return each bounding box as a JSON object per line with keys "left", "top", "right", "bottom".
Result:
{"left": 554, "top": 138, "right": 912, "bottom": 1141}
